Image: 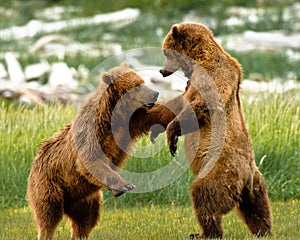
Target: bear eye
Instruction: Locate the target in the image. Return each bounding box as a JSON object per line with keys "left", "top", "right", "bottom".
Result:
{"left": 164, "top": 50, "right": 172, "bottom": 58}
{"left": 135, "top": 85, "right": 141, "bottom": 91}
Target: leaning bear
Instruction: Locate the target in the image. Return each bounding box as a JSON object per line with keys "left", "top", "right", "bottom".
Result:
{"left": 150, "top": 23, "right": 272, "bottom": 238}
{"left": 27, "top": 63, "right": 159, "bottom": 240}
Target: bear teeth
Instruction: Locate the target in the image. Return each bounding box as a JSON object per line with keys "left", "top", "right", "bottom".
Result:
{"left": 143, "top": 103, "right": 155, "bottom": 108}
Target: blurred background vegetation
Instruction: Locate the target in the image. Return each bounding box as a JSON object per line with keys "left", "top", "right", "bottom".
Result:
{"left": 0, "top": 0, "right": 299, "bottom": 79}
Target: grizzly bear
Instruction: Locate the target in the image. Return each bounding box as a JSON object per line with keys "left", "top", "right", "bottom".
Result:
{"left": 27, "top": 63, "right": 159, "bottom": 240}
{"left": 149, "top": 23, "right": 272, "bottom": 238}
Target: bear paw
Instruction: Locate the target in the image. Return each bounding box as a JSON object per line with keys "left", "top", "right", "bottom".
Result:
{"left": 112, "top": 183, "right": 136, "bottom": 197}
{"left": 189, "top": 233, "right": 202, "bottom": 239}
{"left": 150, "top": 124, "right": 165, "bottom": 144}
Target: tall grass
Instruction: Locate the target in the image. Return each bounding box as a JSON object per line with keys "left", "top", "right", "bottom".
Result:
{"left": 242, "top": 91, "right": 300, "bottom": 200}
{"left": 0, "top": 91, "right": 299, "bottom": 207}
{"left": 0, "top": 101, "right": 77, "bottom": 207}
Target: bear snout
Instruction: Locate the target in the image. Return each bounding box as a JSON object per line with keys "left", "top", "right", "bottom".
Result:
{"left": 143, "top": 91, "right": 159, "bottom": 108}
{"left": 160, "top": 68, "right": 174, "bottom": 77}
{"left": 148, "top": 90, "right": 159, "bottom": 106}
{"left": 141, "top": 88, "right": 159, "bottom": 108}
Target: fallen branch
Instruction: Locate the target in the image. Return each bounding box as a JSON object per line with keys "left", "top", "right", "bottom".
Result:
{"left": 0, "top": 8, "right": 140, "bottom": 41}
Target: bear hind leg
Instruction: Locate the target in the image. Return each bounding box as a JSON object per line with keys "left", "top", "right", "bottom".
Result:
{"left": 236, "top": 171, "right": 272, "bottom": 237}
{"left": 33, "top": 200, "right": 63, "bottom": 240}
{"left": 190, "top": 178, "right": 238, "bottom": 239}
{"left": 65, "top": 192, "right": 102, "bottom": 239}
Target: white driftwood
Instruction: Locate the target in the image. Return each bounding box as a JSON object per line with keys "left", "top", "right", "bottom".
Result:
{"left": 0, "top": 82, "right": 82, "bottom": 105}
{"left": 4, "top": 52, "right": 25, "bottom": 83}
{"left": 217, "top": 31, "right": 300, "bottom": 51}
{"left": 29, "top": 35, "right": 72, "bottom": 53}
{"left": 25, "top": 61, "right": 50, "bottom": 80}
{"left": 0, "top": 8, "right": 140, "bottom": 41}
{"left": 243, "top": 31, "right": 300, "bottom": 50}
{"left": 48, "top": 62, "right": 77, "bottom": 90}
{"left": 0, "top": 63, "right": 8, "bottom": 80}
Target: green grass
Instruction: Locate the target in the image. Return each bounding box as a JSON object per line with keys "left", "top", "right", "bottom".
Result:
{"left": 1, "top": 201, "right": 300, "bottom": 239}
{"left": 0, "top": 101, "right": 77, "bottom": 207}
{"left": 0, "top": 91, "right": 299, "bottom": 208}
{"left": 242, "top": 91, "right": 300, "bottom": 200}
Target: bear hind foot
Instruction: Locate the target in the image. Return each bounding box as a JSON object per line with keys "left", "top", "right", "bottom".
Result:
{"left": 190, "top": 233, "right": 201, "bottom": 239}
{"left": 190, "top": 233, "right": 223, "bottom": 239}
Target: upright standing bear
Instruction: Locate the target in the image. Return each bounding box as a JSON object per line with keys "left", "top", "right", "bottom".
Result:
{"left": 27, "top": 63, "right": 159, "bottom": 240}
{"left": 150, "top": 22, "right": 272, "bottom": 238}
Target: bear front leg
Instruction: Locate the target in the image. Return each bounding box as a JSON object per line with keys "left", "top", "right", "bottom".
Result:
{"left": 77, "top": 159, "right": 135, "bottom": 197}
{"left": 150, "top": 124, "right": 166, "bottom": 144}
{"left": 107, "top": 176, "right": 135, "bottom": 197}
{"left": 145, "top": 95, "right": 185, "bottom": 143}
{"left": 165, "top": 102, "right": 207, "bottom": 156}
{"left": 166, "top": 119, "right": 181, "bottom": 156}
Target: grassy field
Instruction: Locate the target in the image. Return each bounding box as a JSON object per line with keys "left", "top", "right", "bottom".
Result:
{"left": 243, "top": 91, "right": 300, "bottom": 200}
{"left": 1, "top": 201, "right": 300, "bottom": 239}
{"left": 0, "top": 91, "right": 299, "bottom": 208}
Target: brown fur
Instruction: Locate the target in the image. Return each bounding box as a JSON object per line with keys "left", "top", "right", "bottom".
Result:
{"left": 150, "top": 23, "right": 272, "bottom": 238}
{"left": 27, "top": 63, "right": 159, "bottom": 240}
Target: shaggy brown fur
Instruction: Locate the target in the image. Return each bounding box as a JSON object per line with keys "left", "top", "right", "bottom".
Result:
{"left": 27, "top": 63, "right": 159, "bottom": 240}
{"left": 150, "top": 23, "right": 272, "bottom": 239}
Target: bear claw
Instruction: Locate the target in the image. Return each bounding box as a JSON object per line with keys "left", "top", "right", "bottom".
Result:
{"left": 122, "top": 183, "right": 135, "bottom": 192}
{"left": 168, "top": 135, "right": 178, "bottom": 156}
{"left": 112, "top": 183, "right": 136, "bottom": 197}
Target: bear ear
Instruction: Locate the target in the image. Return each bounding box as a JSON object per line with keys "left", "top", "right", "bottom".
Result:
{"left": 171, "top": 24, "right": 181, "bottom": 39}
{"left": 102, "top": 72, "right": 112, "bottom": 85}
{"left": 120, "top": 62, "right": 130, "bottom": 69}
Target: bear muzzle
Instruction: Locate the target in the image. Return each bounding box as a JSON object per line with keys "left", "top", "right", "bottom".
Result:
{"left": 143, "top": 91, "right": 159, "bottom": 108}
{"left": 159, "top": 69, "right": 174, "bottom": 77}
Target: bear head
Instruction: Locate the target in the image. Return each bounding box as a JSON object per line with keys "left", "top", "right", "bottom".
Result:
{"left": 160, "top": 22, "right": 218, "bottom": 78}
{"left": 102, "top": 62, "right": 159, "bottom": 109}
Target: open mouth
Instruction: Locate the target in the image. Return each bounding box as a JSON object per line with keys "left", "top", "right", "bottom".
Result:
{"left": 143, "top": 102, "right": 155, "bottom": 108}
